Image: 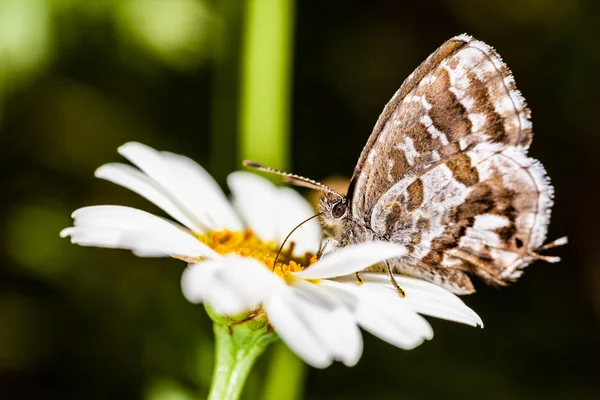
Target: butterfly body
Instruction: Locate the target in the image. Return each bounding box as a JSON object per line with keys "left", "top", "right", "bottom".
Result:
{"left": 317, "top": 34, "right": 562, "bottom": 295}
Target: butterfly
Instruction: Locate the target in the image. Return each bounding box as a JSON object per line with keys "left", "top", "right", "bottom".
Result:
{"left": 245, "top": 34, "right": 566, "bottom": 295}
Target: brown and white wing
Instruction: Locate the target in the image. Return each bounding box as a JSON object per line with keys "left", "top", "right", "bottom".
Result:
{"left": 348, "top": 34, "right": 532, "bottom": 223}
{"left": 370, "top": 143, "right": 553, "bottom": 292}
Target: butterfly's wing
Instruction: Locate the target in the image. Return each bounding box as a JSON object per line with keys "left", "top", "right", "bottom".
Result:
{"left": 348, "top": 34, "right": 532, "bottom": 223}
{"left": 347, "top": 35, "right": 552, "bottom": 293}
{"left": 370, "top": 143, "right": 553, "bottom": 293}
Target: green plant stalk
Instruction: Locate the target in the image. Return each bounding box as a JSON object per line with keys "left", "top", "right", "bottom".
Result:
{"left": 239, "top": 0, "right": 294, "bottom": 171}
{"left": 208, "top": 322, "right": 278, "bottom": 400}
{"left": 261, "top": 342, "right": 306, "bottom": 400}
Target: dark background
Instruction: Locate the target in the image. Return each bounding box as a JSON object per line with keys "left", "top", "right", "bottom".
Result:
{"left": 1, "top": 0, "right": 598, "bottom": 399}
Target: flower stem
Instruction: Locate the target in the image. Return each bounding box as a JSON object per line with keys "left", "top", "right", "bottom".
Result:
{"left": 208, "top": 322, "right": 278, "bottom": 400}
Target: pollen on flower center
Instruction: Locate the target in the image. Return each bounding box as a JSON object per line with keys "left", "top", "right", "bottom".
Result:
{"left": 197, "top": 229, "right": 318, "bottom": 281}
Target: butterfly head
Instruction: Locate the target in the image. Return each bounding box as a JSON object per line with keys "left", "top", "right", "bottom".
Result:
{"left": 318, "top": 192, "right": 349, "bottom": 236}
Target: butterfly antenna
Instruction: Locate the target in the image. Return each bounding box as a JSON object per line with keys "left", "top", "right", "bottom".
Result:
{"left": 273, "top": 212, "right": 323, "bottom": 270}
{"left": 243, "top": 160, "right": 344, "bottom": 199}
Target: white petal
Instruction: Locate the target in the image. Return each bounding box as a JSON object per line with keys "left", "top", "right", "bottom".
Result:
{"left": 217, "top": 256, "right": 286, "bottom": 308}
{"left": 350, "top": 273, "right": 483, "bottom": 327}
{"left": 181, "top": 260, "right": 246, "bottom": 313}
{"left": 227, "top": 172, "right": 279, "bottom": 242}
{"left": 181, "top": 262, "right": 216, "bottom": 304}
{"left": 160, "top": 151, "right": 243, "bottom": 231}
{"left": 95, "top": 163, "right": 204, "bottom": 233}
{"left": 321, "top": 280, "right": 433, "bottom": 350}
{"left": 118, "top": 142, "right": 241, "bottom": 232}
{"left": 290, "top": 280, "right": 363, "bottom": 366}
{"left": 60, "top": 205, "right": 218, "bottom": 259}
{"left": 293, "top": 242, "right": 407, "bottom": 279}
{"left": 275, "top": 187, "right": 321, "bottom": 256}
{"left": 263, "top": 290, "right": 333, "bottom": 369}
{"left": 182, "top": 256, "right": 285, "bottom": 315}
{"left": 181, "top": 262, "right": 247, "bottom": 315}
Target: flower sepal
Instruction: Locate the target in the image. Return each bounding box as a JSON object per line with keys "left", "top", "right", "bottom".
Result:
{"left": 204, "top": 303, "right": 269, "bottom": 331}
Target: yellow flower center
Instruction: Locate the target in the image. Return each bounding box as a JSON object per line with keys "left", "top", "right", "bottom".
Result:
{"left": 197, "top": 229, "right": 318, "bottom": 282}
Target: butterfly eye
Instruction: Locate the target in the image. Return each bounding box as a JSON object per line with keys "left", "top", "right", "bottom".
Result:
{"left": 331, "top": 202, "right": 347, "bottom": 219}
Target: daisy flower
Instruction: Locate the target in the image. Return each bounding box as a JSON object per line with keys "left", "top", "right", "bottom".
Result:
{"left": 61, "top": 142, "right": 482, "bottom": 368}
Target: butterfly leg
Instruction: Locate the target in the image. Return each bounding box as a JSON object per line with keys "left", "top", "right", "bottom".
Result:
{"left": 537, "top": 236, "right": 568, "bottom": 251}
{"left": 527, "top": 236, "right": 567, "bottom": 263}
{"left": 385, "top": 261, "right": 406, "bottom": 298}
{"left": 355, "top": 272, "right": 364, "bottom": 285}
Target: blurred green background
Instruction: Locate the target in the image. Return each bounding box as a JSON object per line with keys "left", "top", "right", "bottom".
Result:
{"left": 1, "top": 0, "right": 598, "bottom": 399}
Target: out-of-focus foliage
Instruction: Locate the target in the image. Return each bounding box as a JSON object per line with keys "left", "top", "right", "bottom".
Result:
{"left": 1, "top": 0, "right": 598, "bottom": 399}
{"left": 116, "top": 0, "right": 213, "bottom": 70}
{"left": 0, "top": 0, "right": 53, "bottom": 112}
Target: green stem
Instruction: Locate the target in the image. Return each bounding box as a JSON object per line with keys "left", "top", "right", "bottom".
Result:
{"left": 208, "top": 323, "right": 278, "bottom": 400}
{"left": 261, "top": 342, "right": 306, "bottom": 400}
{"left": 239, "top": 0, "right": 294, "bottom": 171}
